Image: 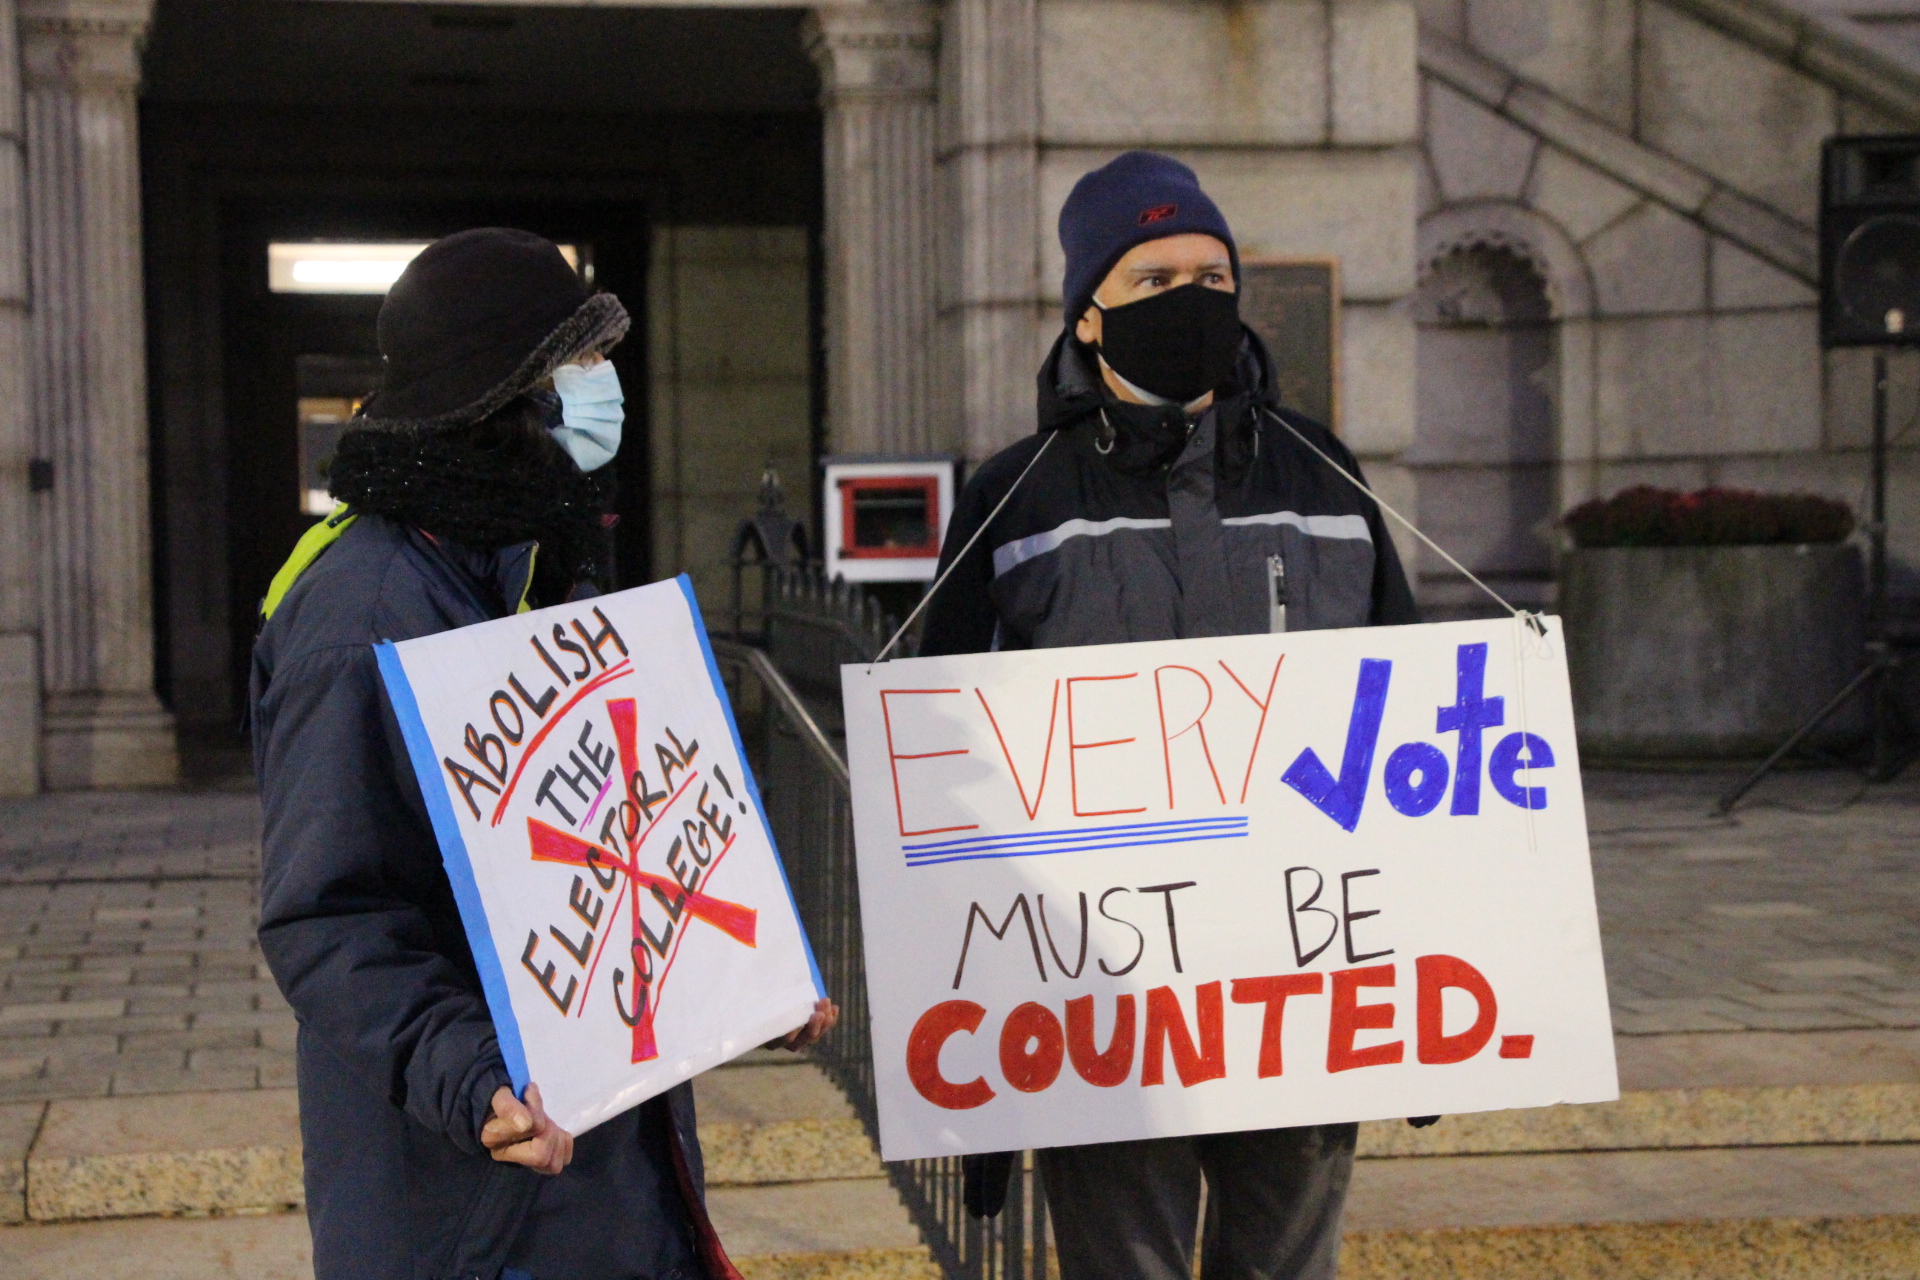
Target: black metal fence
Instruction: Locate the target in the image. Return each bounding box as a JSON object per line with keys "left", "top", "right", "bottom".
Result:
{"left": 711, "top": 566, "right": 1052, "bottom": 1280}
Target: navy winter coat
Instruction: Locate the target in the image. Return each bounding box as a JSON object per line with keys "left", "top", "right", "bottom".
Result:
{"left": 252, "top": 513, "right": 736, "bottom": 1280}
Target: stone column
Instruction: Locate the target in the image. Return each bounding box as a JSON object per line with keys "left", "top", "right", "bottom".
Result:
{"left": 0, "top": 0, "right": 37, "bottom": 794}
{"left": 805, "top": 2, "right": 940, "bottom": 456}
{"left": 936, "top": 0, "right": 1041, "bottom": 462}
{"left": 21, "top": 0, "right": 176, "bottom": 788}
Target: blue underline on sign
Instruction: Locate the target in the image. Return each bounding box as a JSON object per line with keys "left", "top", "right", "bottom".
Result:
{"left": 904, "top": 817, "right": 1247, "bottom": 853}
{"left": 902, "top": 817, "right": 1250, "bottom": 867}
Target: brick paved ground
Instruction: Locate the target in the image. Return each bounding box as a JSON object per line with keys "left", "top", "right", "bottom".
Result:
{"left": 0, "top": 786, "right": 291, "bottom": 1103}
{"left": 0, "top": 767, "right": 1914, "bottom": 1104}
{"left": 1588, "top": 769, "right": 1920, "bottom": 1035}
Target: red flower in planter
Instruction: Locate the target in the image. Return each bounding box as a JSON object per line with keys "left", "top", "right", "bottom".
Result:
{"left": 1562, "top": 486, "right": 1854, "bottom": 549}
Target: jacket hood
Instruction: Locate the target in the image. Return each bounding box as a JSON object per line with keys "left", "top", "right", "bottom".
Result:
{"left": 1035, "top": 321, "right": 1281, "bottom": 434}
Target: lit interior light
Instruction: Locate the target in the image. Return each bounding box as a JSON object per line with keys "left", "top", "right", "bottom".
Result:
{"left": 291, "top": 259, "right": 411, "bottom": 288}
{"left": 268, "top": 242, "right": 581, "bottom": 295}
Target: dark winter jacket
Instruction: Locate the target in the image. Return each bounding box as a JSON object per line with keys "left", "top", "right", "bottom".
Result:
{"left": 923, "top": 328, "right": 1418, "bottom": 1220}
{"left": 929, "top": 326, "right": 1428, "bottom": 1220}
{"left": 251, "top": 513, "right": 732, "bottom": 1280}
{"left": 920, "top": 327, "right": 1418, "bottom": 659}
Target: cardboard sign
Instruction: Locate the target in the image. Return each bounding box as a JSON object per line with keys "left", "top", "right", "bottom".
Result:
{"left": 377, "top": 576, "right": 823, "bottom": 1136}
{"left": 842, "top": 617, "right": 1615, "bottom": 1161}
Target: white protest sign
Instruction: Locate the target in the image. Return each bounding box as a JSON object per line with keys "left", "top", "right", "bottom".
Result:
{"left": 377, "top": 576, "right": 823, "bottom": 1136}
{"left": 842, "top": 616, "right": 1615, "bottom": 1161}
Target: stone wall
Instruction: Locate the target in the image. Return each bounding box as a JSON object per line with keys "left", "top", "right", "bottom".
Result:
{"left": 999, "top": 0, "right": 1426, "bottom": 570}
{"left": 1413, "top": 0, "right": 1920, "bottom": 608}
{"left": 0, "top": 0, "right": 36, "bottom": 795}
{"left": 648, "top": 226, "right": 815, "bottom": 614}
{"left": 21, "top": 0, "right": 175, "bottom": 788}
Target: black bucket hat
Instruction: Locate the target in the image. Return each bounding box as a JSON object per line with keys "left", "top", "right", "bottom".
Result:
{"left": 356, "top": 227, "right": 629, "bottom": 429}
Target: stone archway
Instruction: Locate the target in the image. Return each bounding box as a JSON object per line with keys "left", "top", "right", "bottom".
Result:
{"left": 1409, "top": 242, "right": 1559, "bottom": 620}
{"left": 1409, "top": 201, "right": 1599, "bottom": 620}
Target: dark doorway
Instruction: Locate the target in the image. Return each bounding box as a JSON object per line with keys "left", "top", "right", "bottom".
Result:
{"left": 141, "top": 0, "right": 822, "bottom": 762}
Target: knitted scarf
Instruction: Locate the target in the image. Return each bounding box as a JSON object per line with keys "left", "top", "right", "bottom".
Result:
{"left": 328, "top": 394, "right": 614, "bottom": 608}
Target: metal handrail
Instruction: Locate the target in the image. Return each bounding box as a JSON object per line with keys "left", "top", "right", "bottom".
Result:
{"left": 709, "top": 638, "right": 848, "bottom": 787}
{"left": 710, "top": 632, "right": 1051, "bottom": 1280}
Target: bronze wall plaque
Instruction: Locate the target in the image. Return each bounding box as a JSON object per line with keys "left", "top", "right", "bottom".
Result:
{"left": 1239, "top": 258, "right": 1340, "bottom": 431}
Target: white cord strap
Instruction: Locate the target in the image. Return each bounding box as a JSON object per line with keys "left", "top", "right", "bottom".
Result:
{"left": 872, "top": 408, "right": 1540, "bottom": 666}
{"left": 870, "top": 430, "right": 1060, "bottom": 667}
{"left": 1261, "top": 409, "right": 1545, "bottom": 636}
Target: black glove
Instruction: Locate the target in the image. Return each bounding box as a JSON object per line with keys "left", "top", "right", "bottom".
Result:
{"left": 963, "top": 1151, "right": 1017, "bottom": 1218}
{"left": 1407, "top": 1115, "right": 1440, "bottom": 1128}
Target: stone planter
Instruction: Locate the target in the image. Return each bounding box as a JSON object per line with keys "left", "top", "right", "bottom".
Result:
{"left": 1560, "top": 544, "right": 1865, "bottom": 760}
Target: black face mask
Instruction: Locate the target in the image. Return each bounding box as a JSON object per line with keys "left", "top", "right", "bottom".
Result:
{"left": 1096, "top": 282, "right": 1242, "bottom": 404}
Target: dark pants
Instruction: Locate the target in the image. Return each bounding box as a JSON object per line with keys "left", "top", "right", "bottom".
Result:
{"left": 1037, "top": 1123, "right": 1357, "bottom": 1280}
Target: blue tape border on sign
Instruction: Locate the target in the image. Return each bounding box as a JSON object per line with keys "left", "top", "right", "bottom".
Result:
{"left": 677, "top": 574, "right": 828, "bottom": 1001}
{"left": 374, "top": 641, "right": 532, "bottom": 1095}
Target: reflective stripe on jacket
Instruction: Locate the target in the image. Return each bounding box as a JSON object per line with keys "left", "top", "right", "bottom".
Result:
{"left": 920, "top": 328, "right": 1418, "bottom": 659}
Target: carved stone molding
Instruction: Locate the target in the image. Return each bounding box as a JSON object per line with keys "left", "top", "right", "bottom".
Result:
{"left": 936, "top": 0, "right": 1040, "bottom": 459}
{"left": 18, "top": 0, "right": 151, "bottom": 29}
{"left": 21, "top": 0, "right": 175, "bottom": 787}
{"left": 1417, "top": 200, "right": 1596, "bottom": 321}
{"left": 806, "top": 2, "right": 941, "bottom": 455}
{"left": 18, "top": 0, "right": 148, "bottom": 88}
{"left": 805, "top": 3, "right": 936, "bottom": 98}
{"left": 0, "top": 0, "right": 36, "bottom": 794}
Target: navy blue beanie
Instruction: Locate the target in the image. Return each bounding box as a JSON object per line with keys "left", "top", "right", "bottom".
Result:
{"left": 1058, "top": 151, "right": 1238, "bottom": 326}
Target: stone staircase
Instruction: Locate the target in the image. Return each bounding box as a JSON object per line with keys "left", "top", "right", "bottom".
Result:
{"left": 0, "top": 1048, "right": 943, "bottom": 1280}
{"left": 1340, "top": 1028, "right": 1920, "bottom": 1279}
{"left": 696, "top": 1051, "right": 936, "bottom": 1279}
{"left": 1, "top": 1032, "right": 1917, "bottom": 1278}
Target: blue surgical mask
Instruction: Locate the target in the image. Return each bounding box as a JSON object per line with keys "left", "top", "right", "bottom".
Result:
{"left": 549, "top": 359, "right": 624, "bottom": 472}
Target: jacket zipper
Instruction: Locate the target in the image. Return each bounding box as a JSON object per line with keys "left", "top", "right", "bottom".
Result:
{"left": 1268, "top": 553, "right": 1288, "bottom": 633}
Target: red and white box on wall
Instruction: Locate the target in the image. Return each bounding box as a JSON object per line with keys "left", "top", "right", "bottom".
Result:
{"left": 821, "top": 455, "right": 961, "bottom": 584}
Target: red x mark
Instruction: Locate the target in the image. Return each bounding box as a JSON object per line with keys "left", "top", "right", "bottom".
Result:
{"left": 523, "top": 696, "right": 757, "bottom": 1062}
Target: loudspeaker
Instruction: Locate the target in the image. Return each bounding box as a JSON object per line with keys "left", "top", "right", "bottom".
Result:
{"left": 1822, "top": 135, "right": 1920, "bottom": 348}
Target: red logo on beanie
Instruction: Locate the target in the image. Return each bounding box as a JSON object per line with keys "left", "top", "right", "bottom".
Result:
{"left": 1138, "top": 203, "right": 1178, "bottom": 225}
